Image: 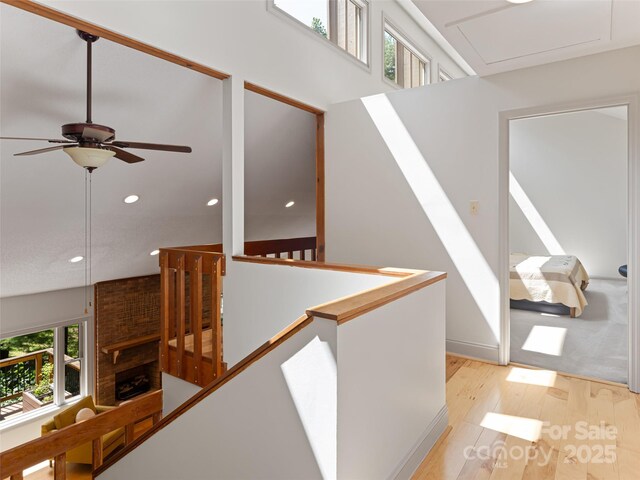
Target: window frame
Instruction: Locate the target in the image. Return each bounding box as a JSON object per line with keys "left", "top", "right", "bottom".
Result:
{"left": 382, "top": 17, "right": 432, "bottom": 90}
{"left": 268, "top": 0, "right": 370, "bottom": 69}
{"left": 0, "top": 316, "right": 90, "bottom": 430}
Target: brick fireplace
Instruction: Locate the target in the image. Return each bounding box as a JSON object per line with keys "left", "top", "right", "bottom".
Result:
{"left": 94, "top": 275, "right": 162, "bottom": 405}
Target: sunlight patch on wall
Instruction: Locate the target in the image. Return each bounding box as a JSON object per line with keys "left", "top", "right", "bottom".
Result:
{"left": 509, "top": 171, "right": 565, "bottom": 255}
{"left": 522, "top": 325, "right": 567, "bottom": 356}
{"left": 281, "top": 335, "right": 337, "bottom": 479}
{"left": 361, "top": 94, "right": 499, "bottom": 339}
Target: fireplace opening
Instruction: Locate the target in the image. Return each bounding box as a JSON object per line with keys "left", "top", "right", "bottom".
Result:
{"left": 114, "top": 362, "right": 159, "bottom": 402}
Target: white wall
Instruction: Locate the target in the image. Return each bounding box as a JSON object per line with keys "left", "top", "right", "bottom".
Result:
{"left": 245, "top": 90, "right": 317, "bottom": 241}
{"left": 97, "top": 318, "right": 338, "bottom": 480}
{"left": 37, "top": 0, "right": 466, "bottom": 110}
{"left": 160, "top": 373, "right": 201, "bottom": 416}
{"left": 509, "top": 109, "right": 628, "bottom": 279}
{"left": 337, "top": 280, "right": 446, "bottom": 479}
{"left": 96, "top": 279, "right": 447, "bottom": 480}
{"left": 223, "top": 259, "right": 391, "bottom": 366}
{"left": 326, "top": 46, "right": 640, "bottom": 361}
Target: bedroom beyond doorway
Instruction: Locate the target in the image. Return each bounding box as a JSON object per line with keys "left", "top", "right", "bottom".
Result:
{"left": 507, "top": 106, "right": 629, "bottom": 383}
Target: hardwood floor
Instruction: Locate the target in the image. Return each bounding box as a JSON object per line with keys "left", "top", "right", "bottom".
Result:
{"left": 17, "top": 357, "right": 639, "bottom": 480}
{"left": 413, "top": 356, "right": 640, "bottom": 480}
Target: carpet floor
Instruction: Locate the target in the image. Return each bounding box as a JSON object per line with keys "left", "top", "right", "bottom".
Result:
{"left": 510, "top": 278, "right": 628, "bottom": 383}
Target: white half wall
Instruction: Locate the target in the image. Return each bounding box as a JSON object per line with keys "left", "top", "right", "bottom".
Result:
{"left": 223, "top": 260, "right": 391, "bottom": 366}
{"left": 509, "top": 108, "right": 628, "bottom": 279}
{"left": 97, "top": 318, "right": 338, "bottom": 480}
{"left": 337, "top": 280, "right": 447, "bottom": 479}
{"left": 160, "top": 373, "right": 201, "bottom": 416}
{"left": 36, "top": 0, "right": 466, "bottom": 110}
{"left": 326, "top": 45, "right": 640, "bottom": 362}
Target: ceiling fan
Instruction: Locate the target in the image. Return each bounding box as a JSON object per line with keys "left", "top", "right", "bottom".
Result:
{"left": 0, "top": 30, "right": 192, "bottom": 171}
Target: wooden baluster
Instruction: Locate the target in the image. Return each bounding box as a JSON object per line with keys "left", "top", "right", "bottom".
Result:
{"left": 300, "top": 250, "right": 305, "bottom": 261}
{"left": 54, "top": 453, "right": 66, "bottom": 480}
{"left": 311, "top": 248, "right": 317, "bottom": 261}
{"left": 159, "top": 252, "right": 170, "bottom": 373}
{"left": 169, "top": 268, "right": 176, "bottom": 338}
{"left": 275, "top": 252, "right": 281, "bottom": 259}
{"left": 288, "top": 251, "right": 293, "bottom": 259}
{"left": 35, "top": 351, "right": 43, "bottom": 385}
{"left": 212, "top": 257, "right": 224, "bottom": 378}
{"left": 191, "top": 255, "right": 203, "bottom": 385}
{"left": 125, "top": 422, "right": 135, "bottom": 446}
{"left": 176, "top": 254, "right": 186, "bottom": 379}
{"left": 92, "top": 438, "right": 103, "bottom": 470}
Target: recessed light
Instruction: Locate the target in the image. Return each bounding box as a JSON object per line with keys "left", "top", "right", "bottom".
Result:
{"left": 150, "top": 249, "right": 160, "bottom": 256}
{"left": 69, "top": 256, "right": 84, "bottom": 263}
{"left": 285, "top": 201, "right": 295, "bottom": 208}
{"left": 207, "top": 198, "right": 219, "bottom": 206}
{"left": 124, "top": 195, "right": 139, "bottom": 204}
{"left": 507, "top": 0, "right": 533, "bottom": 3}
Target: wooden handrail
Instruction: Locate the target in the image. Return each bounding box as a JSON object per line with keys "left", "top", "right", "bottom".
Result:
{"left": 93, "top": 316, "right": 314, "bottom": 477}
{"left": 94, "top": 259, "right": 446, "bottom": 475}
{"left": 244, "top": 237, "right": 317, "bottom": 260}
{"left": 0, "top": 390, "right": 163, "bottom": 480}
{"left": 0, "top": 348, "right": 52, "bottom": 369}
{"left": 307, "top": 271, "right": 447, "bottom": 324}
{"left": 232, "top": 255, "right": 418, "bottom": 277}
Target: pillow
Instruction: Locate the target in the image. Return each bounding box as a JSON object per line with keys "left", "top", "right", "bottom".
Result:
{"left": 75, "top": 407, "right": 96, "bottom": 423}
{"left": 53, "top": 395, "right": 96, "bottom": 430}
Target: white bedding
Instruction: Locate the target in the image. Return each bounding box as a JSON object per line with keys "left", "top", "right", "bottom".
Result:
{"left": 510, "top": 253, "right": 590, "bottom": 316}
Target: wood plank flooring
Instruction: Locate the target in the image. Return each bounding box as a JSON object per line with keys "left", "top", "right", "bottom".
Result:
{"left": 413, "top": 356, "right": 640, "bottom": 480}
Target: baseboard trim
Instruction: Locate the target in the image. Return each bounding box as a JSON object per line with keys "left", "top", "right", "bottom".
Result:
{"left": 446, "top": 339, "right": 499, "bottom": 363}
{"left": 391, "top": 405, "right": 449, "bottom": 480}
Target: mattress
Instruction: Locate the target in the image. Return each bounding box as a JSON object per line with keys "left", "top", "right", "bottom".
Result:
{"left": 509, "top": 253, "right": 589, "bottom": 317}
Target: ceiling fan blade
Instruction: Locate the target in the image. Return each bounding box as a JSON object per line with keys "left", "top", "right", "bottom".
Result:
{"left": 82, "top": 127, "right": 115, "bottom": 142}
{"left": 109, "top": 141, "right": 192, "bottom": 153}
{"left": 106, "top": 146, "right": 145, "bottom": 164}
{"left": 1, "top": 136, "right": 74, "bottom": 144}
{"left": 14, "top": 144, "right": 76, "bottom": 156}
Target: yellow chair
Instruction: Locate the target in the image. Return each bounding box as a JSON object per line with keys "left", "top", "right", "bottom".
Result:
{"left": 41, "top": 396, "right": 125, "bottom": 466}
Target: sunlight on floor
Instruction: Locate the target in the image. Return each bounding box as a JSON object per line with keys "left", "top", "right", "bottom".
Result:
{"left": 480, "top": 412, "right": 543, "bottom": 442}
{"left": 506, "top": 367, "right": 557, "bottom": 387}
{"left": 522, "top": 325, "right": 567, "bottom": 356}
{"left": 362, "top": 94, "right": 499, "bottom": 339}
{"left": 509, "top": 171, "right": 565, "bottom": 255}
{"left": 281, "top": 335, "right": 337, "bottom": 480}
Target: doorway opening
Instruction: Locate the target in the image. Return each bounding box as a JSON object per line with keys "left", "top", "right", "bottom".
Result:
{"left": 506, "top": 105, "right": 629, "bottom": 384}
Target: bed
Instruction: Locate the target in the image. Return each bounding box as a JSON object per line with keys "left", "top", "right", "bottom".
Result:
{"left": 510, "top": 253, "right": 589, "bottom": 317}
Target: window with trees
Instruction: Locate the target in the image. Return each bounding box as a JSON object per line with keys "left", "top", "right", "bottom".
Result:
{"left": 0, "top": 320, "right": 87, "bottom": 424}
{"left": 384, "top": 23, "right": 430, "bottom": 89}
{"left": 272, "top": 0, "right": 368, "bottom": 63}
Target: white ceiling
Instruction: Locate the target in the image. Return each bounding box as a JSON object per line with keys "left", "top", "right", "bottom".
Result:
{"left": 412, "top": 0, "right": 640, "bottom": 76}
{"left": 0, "top": 4, "right": 316, "bottom": 298}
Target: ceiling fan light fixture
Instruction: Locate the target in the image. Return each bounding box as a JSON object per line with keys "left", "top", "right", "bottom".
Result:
{"left": 64, "top": 146, "right": 115, "bottom": 169}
